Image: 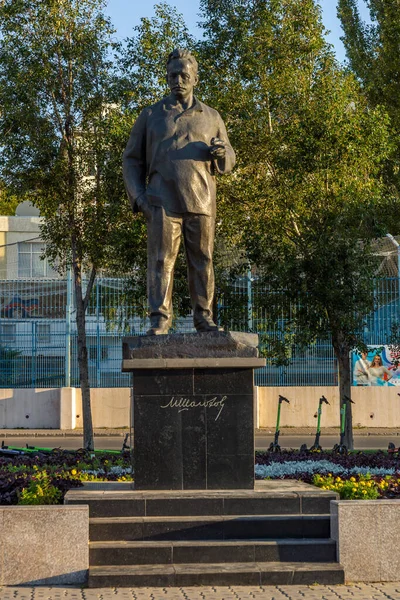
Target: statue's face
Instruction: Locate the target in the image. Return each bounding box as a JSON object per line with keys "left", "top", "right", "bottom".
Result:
{"left": 167, "top": 58, "right": 198, "bottom": 100}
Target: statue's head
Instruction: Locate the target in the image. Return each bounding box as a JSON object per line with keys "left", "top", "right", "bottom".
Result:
{"left": 166, "top": 48, "right": 198, "bottom": 100}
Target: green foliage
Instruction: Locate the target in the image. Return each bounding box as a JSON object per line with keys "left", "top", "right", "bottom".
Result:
{"left": 0, "top": 0, "right": 140, "bottom": 449}
{"left": 18, "top": 471, "right": 62, "bottom": 505}
{"left": 338, "top": 0, "right": 400, "bottom": 196}
{"left": 0, "top": 182, "right": 18, "bottom": 216}
{"left": 199, "top": 3, "right": 391, "bottom": 335}
{"left": 0, "top": 0, "right": 135, "bottom": 273}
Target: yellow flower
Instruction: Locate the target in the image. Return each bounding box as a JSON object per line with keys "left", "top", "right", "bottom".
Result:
{"left": 335, "top": 477, "right": 341, "bottom": 482}
{"left": 71, "top": 469, "right": 77, "bottom": 476}
{"left": 362, "top": 490, "right": 367, "bottom": 495}
{"left": 350, "top": 477, "right": 356, "bottom": 482}
{"left": 367, "top": 482, "right": 372, "bottom": 487}
{"left": 360, "top": 481, "right": 366, "bottom": 486}
{"left": 33, "top": 465, "right": 38, "bottom": 471}
{"left": 352, "top": 488, "right": 357, "bottom": 493}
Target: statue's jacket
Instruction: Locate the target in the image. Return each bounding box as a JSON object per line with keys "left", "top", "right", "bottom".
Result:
{"left": 123, "top": 95, "right": 236, "bottom": 218}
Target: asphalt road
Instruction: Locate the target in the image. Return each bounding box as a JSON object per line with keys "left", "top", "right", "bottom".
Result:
{"left": 0, "top": 434, "right": 398, "bottom": 451}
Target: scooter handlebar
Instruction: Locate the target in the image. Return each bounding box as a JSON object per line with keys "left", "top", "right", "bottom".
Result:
{"left": 344, "top": 395, "right": 355, "bottom": 404}
{"left": 278, "top": 395, "right": 290, "bottom": 404}
{"left": 320, "top": 395, "right": 330, "bottom": 405}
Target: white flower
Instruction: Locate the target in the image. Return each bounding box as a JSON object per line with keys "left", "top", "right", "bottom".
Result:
{"left": 255, "top": 460, "right": 397, "bottom": 479}
{"left": 81, "top": 467, "right": 133, "bottom": 477}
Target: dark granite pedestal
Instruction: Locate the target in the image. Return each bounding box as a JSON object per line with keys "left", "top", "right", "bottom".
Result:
{"left": 122, "top": 332, "right": 266, "bottom": 491}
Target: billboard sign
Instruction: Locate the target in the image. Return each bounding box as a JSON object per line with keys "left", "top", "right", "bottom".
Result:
{"left": 352, "top": 345, "right": 400, "bottom": 386}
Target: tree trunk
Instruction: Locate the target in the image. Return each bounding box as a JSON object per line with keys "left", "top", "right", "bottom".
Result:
{"left": 64, "top": 116, "right": 94, "bottom": 450}
{"left": 72, "top": 257, "right": 94, "bottom": 451}
{"left": 332, "top": 331, "right": 354, "bottom": 450}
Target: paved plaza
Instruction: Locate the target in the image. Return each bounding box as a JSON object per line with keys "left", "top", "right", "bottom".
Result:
{"left": 2, "top": 585, "right": 400, "bottom": 600}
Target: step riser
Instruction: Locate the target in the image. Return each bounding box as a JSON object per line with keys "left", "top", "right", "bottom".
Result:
{"left": 88, "top": 568, "right": 344, "bottom": 587}
{"left": 90, "top": 517, "right": 330, "bottom": 542}
{"left": 90, "top": 542, "right": 337, "bottom": 566}
{"left": 66, "top": 496, "right": 333, "bottom": 518}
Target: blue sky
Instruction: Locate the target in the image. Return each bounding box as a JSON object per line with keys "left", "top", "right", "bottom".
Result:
{"left": 104, "top": 0, "right": 371, "bottom": 63}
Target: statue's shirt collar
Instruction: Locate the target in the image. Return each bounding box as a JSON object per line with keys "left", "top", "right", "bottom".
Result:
{"left": 162, "top": 95, "right": 204, "bottom": 114}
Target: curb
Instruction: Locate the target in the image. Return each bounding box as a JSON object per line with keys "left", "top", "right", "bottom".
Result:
{"left": 0, "top": 428, "right": 398, "bottom": 437}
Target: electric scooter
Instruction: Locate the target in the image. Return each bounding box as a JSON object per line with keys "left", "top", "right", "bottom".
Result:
{"left": 333, "top": 395, "right": 355, "bottom": 455}
{"left": 268, "top": 395, "right": 290, "bottom": 452}
{"left": 299, "top": 395, "right": 330, "bottom": 453}
{"left": 310, "top": 395, "right": 330, "bottom": 452}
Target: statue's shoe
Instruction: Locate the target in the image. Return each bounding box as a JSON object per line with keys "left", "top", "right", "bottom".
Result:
{"left": 146, "top": 325, "right": 170, "bottom": 335}
{"left": 146, "top": 318, "right": 170, "bottom": 335}
{"left": 195, "top": 319, "right": 223, "bottom": 332}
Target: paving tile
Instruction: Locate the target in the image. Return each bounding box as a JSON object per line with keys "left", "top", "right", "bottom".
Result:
{"left": 0, "top": 590, "right": 34, "bottom": 600}
{"left": 1, "top": 587, "right": 400, "bottom": 600}
{"left": 33, "top": 591, "right": 84, "bottom": 600}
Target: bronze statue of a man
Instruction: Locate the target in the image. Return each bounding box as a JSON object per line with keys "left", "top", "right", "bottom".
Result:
{"left": 123, "top": 48, "right": 236, "bottom": 335}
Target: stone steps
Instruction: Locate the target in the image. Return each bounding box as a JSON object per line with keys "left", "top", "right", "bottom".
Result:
{"left": 88, "top": 561, "right": 345, "bottom": 587}
{"left": 65, "top": 485, "right": 336, "bottom": 517}
{"left": 65, "top": 481, "right": 344, "bottom": 587}
{"left": 89, "top": 514, "right": 331, "bottom": 541}
{"left": 89, "top": 538, "right": 337, "bottom": 565}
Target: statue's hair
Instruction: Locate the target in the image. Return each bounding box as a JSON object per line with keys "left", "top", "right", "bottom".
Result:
{"left": 167, "top": 48, "right": 198, "bottom": 74}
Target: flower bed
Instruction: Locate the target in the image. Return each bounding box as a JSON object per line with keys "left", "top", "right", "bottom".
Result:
{"left": 255, "top": 450, "right": 400, "bottom": 500}
{"left": 0, "top": 450, "right": 132, "bottom": 505}
{"left": 1, "top": 448, "right": 400, "bottom": 504}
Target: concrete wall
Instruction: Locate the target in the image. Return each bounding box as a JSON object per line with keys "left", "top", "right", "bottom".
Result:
{"left": 0, "top": 505, "right": 88, "bottom": 585}
{"left": 0, "top": 387, "right": 130, "bottom": 429}
{"left": 74, "top": 387, "right": 131, "bottom": 429}
{"left": 258, "top": 386, "right": 400, "bottom": 428}
{"left": 0, "top": 388, "right": 75, "bottom": 429}
{"left": 1, "top": 386, "right": 400, "bottom": 429}
{"left": 331, "top": 499, "right": 400, "bottom": 582}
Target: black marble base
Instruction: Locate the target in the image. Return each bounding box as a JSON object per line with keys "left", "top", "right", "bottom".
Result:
{"left": 131, "top": 366, "right": 256, "bottom": 490}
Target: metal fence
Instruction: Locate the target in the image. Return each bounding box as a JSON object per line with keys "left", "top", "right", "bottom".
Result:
{"left": 0, "top": 274, "right": 399, "bottom": 388}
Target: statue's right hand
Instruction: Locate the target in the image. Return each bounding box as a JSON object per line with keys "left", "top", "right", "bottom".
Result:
{"left": 136, "top": 193, "right": 152, "bottom": 221}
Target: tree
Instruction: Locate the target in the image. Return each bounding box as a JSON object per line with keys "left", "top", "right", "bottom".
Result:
{"left": 0, "top": 182, "right": 18, "bottom": 216}
{"left": 0, "top": 0, "right": 130, "bottom": 450}
{"left": 198, "top": 0, "right": 393, "bottom": 448}
{"left": 337, "top": 0, "right": 400, "bottom": 197}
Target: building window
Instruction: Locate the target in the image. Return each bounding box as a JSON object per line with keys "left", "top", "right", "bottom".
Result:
{"left": 37, "top": 323, "right": 50, "bottom": 344}
{"left": 18, "top": 242, "right": 57, "bottom": 278}
{"left": 1, "top": 323, "right": 16, "bottom": 344}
